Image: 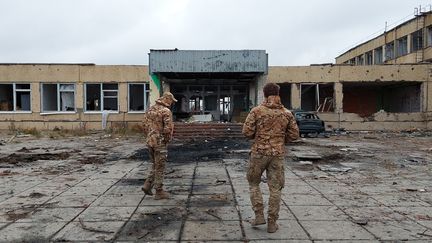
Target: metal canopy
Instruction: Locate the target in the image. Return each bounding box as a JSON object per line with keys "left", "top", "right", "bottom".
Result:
{"left": 149, "top": 49, "right": 268, "bottom": 74}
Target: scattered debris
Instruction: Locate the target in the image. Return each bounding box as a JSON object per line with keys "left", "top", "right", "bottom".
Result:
{"left": 352, "top": 219, "right": 368, "bottom": 225}
{"left": 299, "top": 161, "right": 313, "bottom": 165}
{"left": 17, "top": 147, "right": 31, "bottom": 153}
{"left": 209, "top": 194, "right": 228, "bottom": 201}
{"left": 230, "top": 149, "right": 250, "bottom": 154}
{"left": 418, "top": 229, "right": 432, "bottom": 237}
{"left": 292, "top": 151, "right": 322, "bottom": 160}
{"left": 0, "top": 169, "right": 12, "bottom": 176}
{"left": 205, "top": 209, "right": 222, "bottom": 220}
{"left": 215, "top": 179, "right": 227, "bottom": 185}
{"left": 7, "top": 134, "right": 16, "bottom": 143}
{"left": 6, "top": 210, "right": 30, "bottom": 221}
{"left": 78, "top": 156, "right": 103, "bottom": 164}
{"left": 29, "top": 192, "right": 46, "bottom": 198}
{"left": 340, "top": 148, "right": 359, "bottom": 152}
{"left": 405, "top": 188, "right": 426, "bottom": 192}
{"left": 79, "top": 218, "right": 115, "bottom": 234}
{"left": 317, "top": 165, "right": 352, "bottom": 172}
{"left": 416, "top": 215, "right": 432, "bottom": 220}
{"left": 0, "top": 152, "right": 71, "bottom": 164}
{"left": 363, "top": 136, "right": 378, "bottom": 139}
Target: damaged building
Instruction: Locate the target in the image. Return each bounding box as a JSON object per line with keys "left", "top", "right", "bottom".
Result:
{"left": 0, "top": 60, "right": 431, "bottom": 131}
{"left": 0, "top": 11, "right": 432, "bottom": 131}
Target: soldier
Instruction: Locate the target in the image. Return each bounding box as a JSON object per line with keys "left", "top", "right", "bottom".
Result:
{"left": 242, "top": 83, "right": 299, "bottom": 233}
{"left": 142, "top": 91, "right": 177, "bottom": 200}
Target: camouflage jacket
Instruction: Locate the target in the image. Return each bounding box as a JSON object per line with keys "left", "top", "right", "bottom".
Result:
{"left": 242, "top": 95, "right": 299, "bottom": 156}
{"left": 143, "top": 97, "right": 174, "bottom": 148}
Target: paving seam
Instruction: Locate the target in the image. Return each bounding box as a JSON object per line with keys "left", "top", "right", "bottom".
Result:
{"left": 178, "top": 161, "right": 198, "bottom": 242}
{"left": 0, "top": 160, "right": 102, "bottom": 238}
{"left": 281, "top": 198, "right": 313, "bottom": 241}
{"left": 49, "top": 161, "right": 141, "bottom": 241}
{"left": 0, "top": 159, "right": 89, "bottom": 204}
{"left": 224, "top": 164, "right": 247, "bottom": 243}
{"left": 307, "top": 162, "right": 432, "bottom": 235}
{"left": 287, "top": 166, "right": 381, "bottom": 240}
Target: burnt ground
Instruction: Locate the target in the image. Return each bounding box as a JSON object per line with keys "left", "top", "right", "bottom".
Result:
{"left": 129, "top": 138, "right": 251, "bottom": 162}
{"left": 0, "top": 130, "right": 431, "bottom": 242}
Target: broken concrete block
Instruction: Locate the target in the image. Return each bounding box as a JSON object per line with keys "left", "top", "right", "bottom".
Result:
{"left": 317, "top": 165, "right": 352, "bottom": 172}
{"left": 299, "top": 161, "right": 313, "bottom": 165}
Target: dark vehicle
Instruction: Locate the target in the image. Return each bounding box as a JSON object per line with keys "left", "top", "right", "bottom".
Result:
{"left": 292, "top": 111, "right": 325, "bottom": 137}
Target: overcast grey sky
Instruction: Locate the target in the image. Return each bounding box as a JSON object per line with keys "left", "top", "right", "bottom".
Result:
{"left": 0, "top": 0, "right": 430, "bottom": 65}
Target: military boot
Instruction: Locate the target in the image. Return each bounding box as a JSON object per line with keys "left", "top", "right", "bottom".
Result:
{"left": 251, "top": 212, "right": 266, "bottom": 226}
{"left": 154, "top": 189, "right": 170, "bottom": 200}
{"left": 141, "top": 179, "right": 153, "bottom": 195}
{"left": 267, "top": 219, "right": 279, "bottom": 233}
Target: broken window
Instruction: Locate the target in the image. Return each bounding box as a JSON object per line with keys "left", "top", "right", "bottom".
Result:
{"left": 374, "top": 47, "right": 383, "bottom": 64}
{"left": 427, "top": 26, "right": 432, "bottom": 47}
{"left": 85, "top": 83, "right": 118, "bottom": 111}
{"left": 365, "top": 51, "right": 373, "bottom": 65}
{"left": 41, "top": 83, "right": 75, "bottom": 112}
{"left": 128, "top": 83, "right": 150, "bottom": 112}
{"left": 411, "top": 29, "right": 424, "bottom": 52}
{"left": 0, "top": 83, "right": 31, "bottom": 112}
{"left": 204, "top": 95, "right": 218, "bottom": 111}
{"left": 385, "top": 41, "right": 395, "bottom": 60}
{"left": 317, "top": 83, "right": 334, "bottom": 112}
{"left": 219, "top": 96, "right": 231, "bottom": 115}
{"left": 189, "top": 95, "right": 203, "bottom": 113}
{"left": 343, "top": 82, "right": 421, "bottom": 117}
{"left": 279, "top": 83, "right": 291, "bottom": 109}
{"left": 356, "top": 55, "right": 364, "bottom": 65}
{"left": 301, "top": 83, "right": 334, "bottom": 112}
{"left": 396, "top": 36, "right": 408, "bottom": 57}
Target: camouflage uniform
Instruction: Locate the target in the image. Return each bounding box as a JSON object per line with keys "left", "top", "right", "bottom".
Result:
{"left": 242, "top": 95, "right": 299, "bottom": 222}
{"left": 143, "top": 94, "right": 176, "bottom": 192}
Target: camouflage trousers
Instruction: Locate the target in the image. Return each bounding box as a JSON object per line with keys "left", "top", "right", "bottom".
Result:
{"left": 146, "top": 145, "right": 168, "bottom": 190}
{"left": 247, "top": 153, "right": 285, "bottom": 221}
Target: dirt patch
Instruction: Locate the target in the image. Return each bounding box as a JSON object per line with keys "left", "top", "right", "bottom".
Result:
{"left": 320, "top": 153, "right": 346, "bottom": 162}
{"left": 189, "top": 194, "right": 234, "bottom": 207}
{"left": 0, "top": 152, "right": 71, "bottom": 165}
{"left": 29, "top": 192, "right": 46, "bottom": 198}
{"left": 78, "top": 156, "right": 103, "bottom": 164}
{"left": 6, "top": 210, "right": 31, "bottom": 221}
{"left": 116, "top": 207, "right": 186, "bottom": 240}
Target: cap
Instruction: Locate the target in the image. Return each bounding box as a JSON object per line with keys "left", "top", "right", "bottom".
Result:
{"left": 162, "top": 92, "right": 178, "bottom": 102}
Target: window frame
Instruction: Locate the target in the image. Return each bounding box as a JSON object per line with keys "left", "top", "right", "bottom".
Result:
{"left": 84, "top": 83, "right": 119, "bottom": 113}
{"left": 0, "top": 83, "right": 32, "bottom": 113}
{"left": 374, "top": 47, "right": 383, "bottom": 64}
{"left": 385, "top": 41, "right": 395, "bottom": 61}
{"left": 411, "top": 29, "right": 424, "bottom": 52}
{"left": 396, "top": 36, "right": 408, "bottom": 57}
{"left": 40, "top": 83, "right": 76, "bottom": 114}
{"left": 427, "top": 26, "right": 432, "bottom": 47}
{"left": 127, "top": 82, "right": 151, "bottom": 113}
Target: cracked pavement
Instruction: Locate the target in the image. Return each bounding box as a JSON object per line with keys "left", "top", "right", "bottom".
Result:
{"left": 0, "top": 130, "right": 431, "bottom": 242}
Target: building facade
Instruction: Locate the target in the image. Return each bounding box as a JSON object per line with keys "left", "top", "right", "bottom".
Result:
{"left": 1, "top": 56, "right": 431, "bottom": 131}
{"left": 336, "top": 10, "right": 432, "bottom": 65}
